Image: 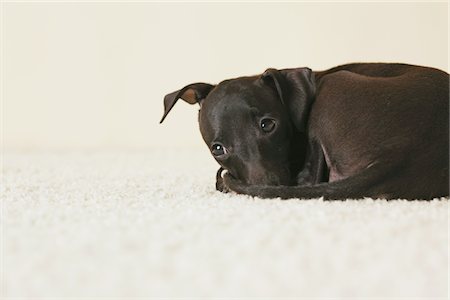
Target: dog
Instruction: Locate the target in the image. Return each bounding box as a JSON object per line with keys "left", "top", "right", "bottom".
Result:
{"left": 160, "top": 63, "right": 449, "bottom": 200}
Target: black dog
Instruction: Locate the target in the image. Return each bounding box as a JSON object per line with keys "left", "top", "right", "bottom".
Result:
{"left": 161, "top": 63, "right": 449, "bottom": 200}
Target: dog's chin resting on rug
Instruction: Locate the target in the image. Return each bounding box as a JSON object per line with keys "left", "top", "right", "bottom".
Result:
{"left": 162, "top": 63, "right": 449, "bottom": 200}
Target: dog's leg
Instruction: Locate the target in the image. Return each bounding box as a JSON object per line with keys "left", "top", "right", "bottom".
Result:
{"left": 296, "top": 139, "right": 327, "bottom": 185}
{"left": 223, "top": 162, "right": 398, "bottom": 200}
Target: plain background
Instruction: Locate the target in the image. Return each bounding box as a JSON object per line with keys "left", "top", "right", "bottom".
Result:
{"left": 2, "top": 1, "right": 448, "bottom": 151}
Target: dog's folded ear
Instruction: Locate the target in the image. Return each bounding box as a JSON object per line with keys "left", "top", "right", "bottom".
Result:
{"left": 160, "top": 83, "right": 215, "bottom": 123}
{"left": 261, "top": 68, "right": 316, "bottom": 132}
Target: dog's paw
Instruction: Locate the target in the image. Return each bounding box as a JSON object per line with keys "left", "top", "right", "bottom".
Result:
{"left": 217, "top": 169, "right": 256, "bottom": 196}
{"left": 222, "top": 172, "right": 248, "bottom": 195}
{"left": 215, "top": 167, "right": 229, "bottom": 193}
{"left": 223, "top": 174, "right": 276, "bottom": 198}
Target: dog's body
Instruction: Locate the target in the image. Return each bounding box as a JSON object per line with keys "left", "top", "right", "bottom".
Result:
{"left": 161, "top": 63, "right": 449, "bottom": 200}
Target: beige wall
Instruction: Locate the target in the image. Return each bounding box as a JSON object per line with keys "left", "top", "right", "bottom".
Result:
{"left": 3, "top": 2, "right": 448, "bottom": 150}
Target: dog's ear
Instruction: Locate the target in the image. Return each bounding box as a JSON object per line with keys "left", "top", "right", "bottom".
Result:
{"left": 261, "top": 68, "right": 316, "bottom": 132}
{"left": 160, "top": 83, "right": 215, "bottom": 123}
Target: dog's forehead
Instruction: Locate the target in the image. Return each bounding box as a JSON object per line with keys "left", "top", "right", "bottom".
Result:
{"left": 209, "top": 78, "right": 257, "bottom": 102}
{"left": 204, "top": 76, "right": 277, "bottom": 112}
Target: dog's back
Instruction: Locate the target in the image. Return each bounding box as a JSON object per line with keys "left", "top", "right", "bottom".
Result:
{"left": 311, "top": 63, "right": 449, "bottom": 199}
{"left": 315, "top": 62, "right": 448, "bottom": 79}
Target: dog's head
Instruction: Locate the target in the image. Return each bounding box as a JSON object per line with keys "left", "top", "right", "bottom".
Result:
{"left": 160, "top": 68, "right": 315, "bottom": 186}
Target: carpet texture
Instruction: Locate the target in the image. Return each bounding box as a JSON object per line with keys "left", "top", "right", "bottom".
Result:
{"left": 2, "top": 150, "right": 448, "bottom": 298}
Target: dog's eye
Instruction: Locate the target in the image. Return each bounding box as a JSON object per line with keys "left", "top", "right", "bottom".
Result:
{"left": 260, "top": 118, "right": 276, "bottom": 133}
{"left": 211, "top": 143, "right": 226, "bottom": 156}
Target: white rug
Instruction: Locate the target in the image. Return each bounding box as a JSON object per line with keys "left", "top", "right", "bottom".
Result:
{"left": 2, "top": 149, "right": 448, "bottom": 298}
